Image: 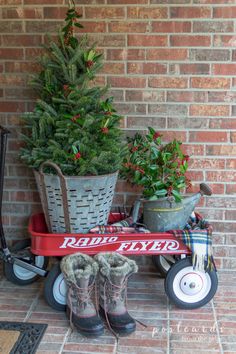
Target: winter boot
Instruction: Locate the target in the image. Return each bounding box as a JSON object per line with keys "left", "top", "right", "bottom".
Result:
{"left": 60, "top": 253, "right": 104, "bottom": 337}
{"left": 94, "top": 252, "right": 138, "bottom": 336}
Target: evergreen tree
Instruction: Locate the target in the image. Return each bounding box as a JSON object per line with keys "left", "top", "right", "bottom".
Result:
{"left": 20, "top": 0, "right": 123, "bottom": 176}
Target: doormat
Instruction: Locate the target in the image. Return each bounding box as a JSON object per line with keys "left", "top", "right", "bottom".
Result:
{"left": 0, "top": 321, "right": 47, "bottom": 354}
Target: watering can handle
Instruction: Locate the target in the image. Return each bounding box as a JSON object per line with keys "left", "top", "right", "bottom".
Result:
{"left": 200, "top": 183, "right": 212, "bottom": 196}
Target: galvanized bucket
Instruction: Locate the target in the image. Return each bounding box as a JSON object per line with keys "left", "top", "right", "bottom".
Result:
{"left": 34, "top": 161, "right": 118, "bottom": 234}
{"left": 143, "top": 193, "right": 201, "bottom": 232}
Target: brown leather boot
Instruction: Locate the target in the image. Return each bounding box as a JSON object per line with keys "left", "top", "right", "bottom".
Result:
{"left": 94, "top": 252, "right": 138, "bottom": 336}
{"left": 60, "top": 253, "right": 104, "bottom": 337}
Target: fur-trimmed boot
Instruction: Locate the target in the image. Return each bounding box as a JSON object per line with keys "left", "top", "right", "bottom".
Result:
{"left": 94, "top": 252, "right": 138, "bottom": 336}
{"left": 60, "top": 253, "right": 104, "bottom": 337}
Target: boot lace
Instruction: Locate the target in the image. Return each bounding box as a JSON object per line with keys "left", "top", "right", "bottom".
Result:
{"left": 68, "top": 279, "right": 98, "bottom": 330}
{"left": 103, "top": 275, "right": 147, "bottom": 341}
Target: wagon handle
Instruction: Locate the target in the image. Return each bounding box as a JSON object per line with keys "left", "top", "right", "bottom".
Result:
{"left": 38, "top": 161, "right": 71, "bottom": 233}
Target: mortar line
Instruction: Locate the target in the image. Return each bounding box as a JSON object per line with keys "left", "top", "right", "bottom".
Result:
{"left": 211, "top": 299, "right": 224, "bottom": 354}
{"left": 167, "top": 298, "right": 170, "bottom": 354}
{"left": 59, "top": 327, "right": 72, "bottom": 354}
{"left": 23, "top": 290, "right": 40, "bottom": 322}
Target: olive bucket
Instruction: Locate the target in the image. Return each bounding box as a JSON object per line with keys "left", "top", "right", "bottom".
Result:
{"left": 143, "top": 193, "right": 202, "bottom": 232}
{"left": 34, "top": 161, "right": 118, "bottom": 234}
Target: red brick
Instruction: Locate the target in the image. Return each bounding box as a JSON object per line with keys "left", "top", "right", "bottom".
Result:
{"left": 108, "top": 0, "right": 148, "bottom": 3}
{"left": 2, "top": 7, "right": 43, "bottom": 19}
{"left": 213, "top": 7, "right": 236, "bottom": 18}
{"left": 182, "top": 144, "right": 204, "bottom": 156}
{"left": 170, "top": 7, "right": 211, "bottom": 18}
{"left": 167, "top": 91, "right": 207, "bottom": 103}
{"left": 77, "top": 21, "right": 106, "bottom": 33}
{"left": 107, "top": 49, "right": 145, "bottom": 61}
{"left": 43, "top": 7, "right": 67, "bottom": 19}
{"left": 225, "top": 210, "right": 236, "bottom": 220}
{"left": 178, "top": 64, "right": 209, "bottom": 75}
{"left": 213, "top": 64, "right": 236, "bottom": 75}
{"left": 161, "top": 130, "right": 187, "bottom": 142}
{"left": 208, "top": 92, "right": 236, "bottom": 103}
{"left": 24, "top": 0, "right": 63, "bottom": 3}
{"left": 0, "top": 48, "right": 23, "bottom": 60}
{"left": 85, "top": 7, "right": 125, "bottom": 19}
{"left": 186, "top": 171, "right": 204, "bottom": 181}
{"left": 128, "top": 34, "right": 167, "bottom": 47}
{"left": 226, "top": 159, "right": 236, "bottom": 169}
{"left": 0, "top": 74, "right": 25, "bottom": 86}
{"left": 149, "top": 77, "right": 188, "bottom": 89}
{"left": 230, "top": 132, "right": 236, "bottom": 143}
{"left": 127, "top": 6, "right": 167, "bottom": 19}
{"left": 214, "top": 35, "right": 236, "bottom": 47}
{"left": 0, "top": 102, "right": 25, "bottom": 113}
{"left": 193, "top": 21, "right": 234, "bottom": 33}
{"left": 206, "top": 171, "right": 236, "bottom": 182}
{"left": 190, "top": 105, "right": 230, "bottom": 116}
{"left": 209, "top": 118, "right": 236, "bottom": 129}
{"left": 26, "top": 21, "right": 62, "bottom": 33}
{"left": 189, "top": 158, "right": 225, "bottom": 170}
{"left": 25, "top": 48, "right": 45, "bottom": 59}
{"left": 226, "top": 184, "right": 236, "bottom": 194}
{"left": 191, "top": 77, "right": 230, "bottom": 89}
{"left": 5, "top": 62, "right": 41, "bottom": 73}
{"left": 89, "top": 34, "right": 125, "bottom": 47}
{"left": 206, "top": 145, "right": 236, "bottom": 156}
{"left": 2, "top": 35, "right": 42, "bottom": 47}
{"left": 108, "top": 21, "right": 148, "bottom": 33}
{"left": 170, "top": 35, "right": 211, "bottom": 47}
{"left": 152, "top": 21, "right": 191, "bottom": 32}
{"left": 0, "top": 21, "right": 23, "bottom": 33}
{"left": 127, "top": 63, "right": 167, "bottom": 75}
{"left": 189, "top": 131, "right": 228, "bottom": 142}
{"left": 108, "top": 77, "right": 146, "bottom": 88}
{"left": 147, "top": 48, "right": 188, "bottom": 60}
{"left": 100, "top": 63, "right": 124, "bottom": 75}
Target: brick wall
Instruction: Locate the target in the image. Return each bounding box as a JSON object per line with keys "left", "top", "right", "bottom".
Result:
{"left": 0, "top": 0, "right": 235, "bottom": 269}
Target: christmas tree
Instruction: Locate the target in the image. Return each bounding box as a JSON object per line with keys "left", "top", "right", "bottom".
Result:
{"left": 20, "top": 0, "right": 123, "bottom": 176}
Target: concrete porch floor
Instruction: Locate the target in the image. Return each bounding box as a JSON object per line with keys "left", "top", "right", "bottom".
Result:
{"left": 0, "top": 265, "right": 234, "bottom": 354}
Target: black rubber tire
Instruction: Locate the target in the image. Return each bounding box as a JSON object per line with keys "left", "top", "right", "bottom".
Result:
{"left": 44, "top": 262, "right": 66, "bottom": 312}
{"left": 3, "top": 239, "right": 49, "bottom": 285}
{"left": 152, "top": 255, "right": 176, "bottom": 277}
{"left": 164, "top": 257, "right": 218, "bottom": 309}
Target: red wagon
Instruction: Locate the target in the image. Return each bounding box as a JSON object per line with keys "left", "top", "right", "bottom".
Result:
{"left": 28, "top": 212, "right": 218, "bottom": 312}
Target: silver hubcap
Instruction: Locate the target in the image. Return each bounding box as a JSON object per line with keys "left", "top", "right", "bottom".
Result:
{"left": 13, "top": 256, "right": 45, "bottom": 280}
{"left": 173, "top": 266, "right": 211, "bottom": 303}
{"left": 53, "top": 273, "right": 67, "bottom": 305}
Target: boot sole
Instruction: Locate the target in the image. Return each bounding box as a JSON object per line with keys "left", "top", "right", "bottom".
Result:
{"left": 99, "top": 307, "right": 136, "bottom": 336}
{"left": 66, "top": 307, "right": 104, "bottom": 337}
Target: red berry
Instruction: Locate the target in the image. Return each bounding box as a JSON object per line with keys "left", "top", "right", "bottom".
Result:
{"left": 153, "top": 132, "right": 161, "bottom": 140}
{"left": 73, "top": 152, "right": 81, "bottom": 160}
{"left": 71, "top": 114, "right": 81, "bottom": 122}
{"left": 101, "top": 127, "right": 109, "bottom": 134}
{"left": 63, "top": 85, "right": 69, "bottom": 91}
{"left": 86, "top": 60, "right": 94, "bottom": 68}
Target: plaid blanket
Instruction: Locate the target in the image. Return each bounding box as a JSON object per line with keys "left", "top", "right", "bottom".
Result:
{"left": 169, "top": 212, "right": 215, "bottom": 272}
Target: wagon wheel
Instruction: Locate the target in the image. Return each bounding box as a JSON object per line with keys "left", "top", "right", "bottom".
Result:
{"left": 4, "top": 239, "right": 48, "bottom": 285}
{"left": 165, "top": 257, "right": 218, "bottom": 309}
{"left": 44, "top": 262, "right": 67, "bottom": 311}
{"left": 152, "top": 255, "right": 177, "bottom": 277}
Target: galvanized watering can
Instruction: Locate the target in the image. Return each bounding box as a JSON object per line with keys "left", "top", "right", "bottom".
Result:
{"left": 142, "top": 183, "right": 212, "bottom": 232}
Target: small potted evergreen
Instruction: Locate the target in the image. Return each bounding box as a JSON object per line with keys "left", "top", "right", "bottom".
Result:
{"left": 121, "top": 128, "right": 203, "bottom": 231}
{"left": 20, "top": 2, "right": 123, "bottom": 233}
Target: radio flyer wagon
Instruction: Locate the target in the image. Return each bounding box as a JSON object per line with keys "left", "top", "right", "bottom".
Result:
{"left": 0, "top": 126, "right": 218, "bottom": 312}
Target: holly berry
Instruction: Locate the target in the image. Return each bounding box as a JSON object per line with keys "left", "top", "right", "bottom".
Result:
{"left": 101, "top": 127, "right": 109, "bottom": 134}
{"left": 63, "top": 84, "right": 69, "bottom": 91}
{"left": 71, "top": 114, "right": 80, "bottom": 122}
{"left": 153, "top": 132, "right": 161, "bottom": 140}
{"left": 105, "top": 111, "right": 112, "bottom": 116}
{"left": 73, "top": 152, "right": 81, "bottom": 160}
{"left": 86, "top": 60, "right": 94, "bottom": 69}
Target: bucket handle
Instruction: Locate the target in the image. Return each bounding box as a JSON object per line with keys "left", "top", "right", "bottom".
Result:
{"left": 39, "top": 161, "right": 71, "bottom": 233}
